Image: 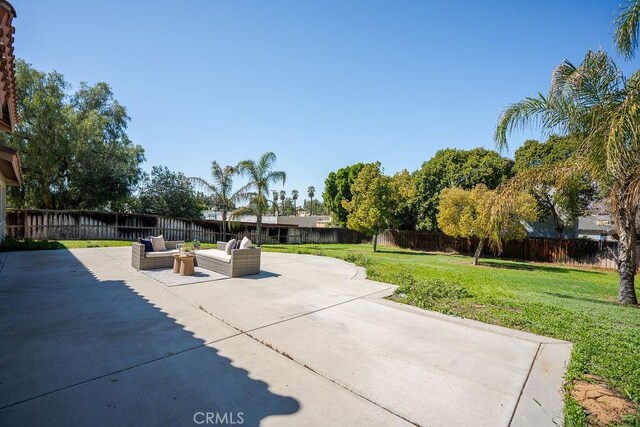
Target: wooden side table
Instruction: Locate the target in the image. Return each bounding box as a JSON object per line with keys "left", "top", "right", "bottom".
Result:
{"left": 179, "top": 255, "right": 195, "bottom": 276}
{"left": 173, "top": 254, "right": 182, "bottom": 273}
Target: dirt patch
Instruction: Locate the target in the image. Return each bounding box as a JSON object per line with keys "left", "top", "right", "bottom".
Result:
{"left": 570, "top": 375, "right": 637, "bottom": 426}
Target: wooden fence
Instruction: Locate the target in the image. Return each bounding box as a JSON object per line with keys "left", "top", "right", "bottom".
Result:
{"left": 376, "top": 229, "right": 640, "bottom": 270}
{"left": 5, "top": 209, "right": 637, "bottom": 270}
{"left": 4, "top": 209, "right": 368, "bottom": 245}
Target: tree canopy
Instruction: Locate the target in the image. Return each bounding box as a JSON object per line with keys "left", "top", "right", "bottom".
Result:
{"left": 134, "top": 166, "right": 202, "bottom": 219}
{"left": 343, "top": 162, "right": 393, "bottom": 251}
{"left": 513, "top": 136, "right": 595, "bottom": 236}
{"left": 323, "top": 163, "right": 365, "bottom": 226}
{"left": 0, "top": 60, "right": 145, "bottom": 210}
{"left": 414, "top": 148, "right": 514, "bottom": 231}
{"left": 438, "top": 185, "right": 537, "bottom": 264}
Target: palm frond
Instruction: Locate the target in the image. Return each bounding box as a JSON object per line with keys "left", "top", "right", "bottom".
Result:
{"left": 188, "top": 177, "right": 220, "bottom": 199}
{"left": 615, "top": 0, "right": 640, "bottom": 59}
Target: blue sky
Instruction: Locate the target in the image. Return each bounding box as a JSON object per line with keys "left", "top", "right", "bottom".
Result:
{"left": 16, "top": 0, "right": 634, "bottom": 199}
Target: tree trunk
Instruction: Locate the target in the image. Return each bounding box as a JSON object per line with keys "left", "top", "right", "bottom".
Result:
{"left": 310, "top": 198, "right": 313, "bottom": 215}
{"left": 549, "top": 204, "right": 565, "bottom": 238}
{"left": 615, "top": 195, "right": 638, "bottom": 304}
{"left": 472, "top": 239, "right": 485, "bottom": 265}
{"left": 373, "top": 234, "right": 377, "bottom": 252}
{"left": 256, "top": 214, "right": 262, "bottom": 246}
{"left": 222, "top": 210, "right": 227, "bottom": 241}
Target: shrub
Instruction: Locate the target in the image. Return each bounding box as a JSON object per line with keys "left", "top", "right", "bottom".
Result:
{"left": 393, "top": 273, "right": 471, "bottom": 310}
{"left": 343, "top": 252, "right": 372, "bottom": 267}
{"left": 0, "top": 236, "right": 65, "bottom": 252}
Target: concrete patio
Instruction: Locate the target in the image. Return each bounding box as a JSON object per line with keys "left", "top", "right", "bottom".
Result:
{"left": 0, "top": 247, "right": 572, "bottom": 426}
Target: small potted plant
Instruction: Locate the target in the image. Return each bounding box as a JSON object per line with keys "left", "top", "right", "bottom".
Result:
{"left": 191, "top": 239, "right": 201, "bottom": 250}
{"left": 181, "top": 242, "right": 195, "bottom": 254}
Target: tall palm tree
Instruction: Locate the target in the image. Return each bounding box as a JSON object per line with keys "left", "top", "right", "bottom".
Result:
{"left": 279, "top": 190, "right": 286, "bottom": 215}
{"left": 237, "top": 152, "right": 286, "bottom": 246}
{"left": 291, "top": 189, "right": 299, "bottom": 216}
{"left": 272, "top": 190, "right": 279, "bottom": 216}
{"left": 615, "top": 0, "right": 640, "bottom": 59}
{"left": 495, "top": 50, "right": 640, "bottom": 304}
{"left": 189, "top": 161, "right": 244, "bottom": 241}
{"left": 307, "top": 186, "right": 315, "bottom": 215}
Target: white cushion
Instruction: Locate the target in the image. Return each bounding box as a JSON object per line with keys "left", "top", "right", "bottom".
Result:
{"left": 225, "top": 239, "right": 237, "bottom": 255}
{"left": 146, "top": 249, "right": 179, "bottom": 258}
{"left": 196, "top": 249, "right": 231, "bottom": 263}
{"left": 150, "top": 235, "right": 167, "bottom": 252}
{"left": 239, "top": 236, "right": 252, "bottom": 249}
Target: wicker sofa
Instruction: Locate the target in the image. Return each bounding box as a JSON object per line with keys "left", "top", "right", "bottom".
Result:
{"left": 195, "top": 241, "right": 261, "bottom": 277}
{"left": 131, "top": 240, "right": 184, "bottom": 270}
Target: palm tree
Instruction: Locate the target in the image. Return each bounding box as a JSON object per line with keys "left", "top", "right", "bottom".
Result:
{"left": 280, "top": 190, "right": 286, "bottom": 215}
{"left": 615, "top": 0, "right": 640, "bottom": 59}
{"left": 272, "top": 190, "right": 279, "bottom": 216}
{"left": 307, "top": 186, "right": 315, "bottom": 215}
{"left": 291, "top": 189, "right": 299, "bottom": 216}
{"left": 495, "top": 50, "right": 640, "bottom": 304}
{"left": 189, "top": 161, "right": 244, "bottom": 241}
{"left": 237, "top": 152, "right": 286, "bottom": 246}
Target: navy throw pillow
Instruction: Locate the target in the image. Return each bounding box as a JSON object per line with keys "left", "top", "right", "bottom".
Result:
{"left": 139, "top": 238, "right": 153, "bottom": 252}
{"left": 234, "top": 240, "right": 242, "bottom": 250}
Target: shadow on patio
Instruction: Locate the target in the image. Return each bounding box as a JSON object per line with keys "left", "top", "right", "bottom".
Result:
{"left": 0, "top": 249, "right": 300, "bottom": 425}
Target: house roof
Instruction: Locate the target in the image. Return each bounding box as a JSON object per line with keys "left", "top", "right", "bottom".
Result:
{"left": 0, "top": 1, "right": 17, "bottom": 132}
{"left": 0, "top": 143, "right": 21, "bottom": 185}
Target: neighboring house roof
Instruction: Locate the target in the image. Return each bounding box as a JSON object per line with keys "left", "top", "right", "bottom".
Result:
{"left": 0, "top": 0, "right": 17, "bottom": 132}
{"left": 0, "top": 143, "right": 21, "bottom": 185}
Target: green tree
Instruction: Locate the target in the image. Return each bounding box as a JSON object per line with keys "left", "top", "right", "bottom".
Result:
{"left": 280, "top": 190, "right": 286, "bottom": 215}
{"left": 0, "top": 60, "right": 144, "bottom": 210}
{"left": 414, "top": 148, "right": 513, "bottom": 231}
{"left": 291, "top": 189, "right": 299, "bottom": 215}
{"left": 343, "top": 162, "right": 393, "bottom": 251}
{"left": 272, "top": 190, "right": 279, "bottom": 215}
{"left": 135, "top": 166, "right": 202, "bottom": 219}
{"left": 437, "top": 185, "right": 537, "bottom": 265}
{"left": 323, "top": 163, "right": 365, "bottom": 225}
{"left": 513, "top": 136, "right": 595, "bottom": 236}
{"left": 307, "top": 186, "right": 315, "bottom": 215}
{"left": 388, "top": 169, "right": 418, "bottom": 230}
{"left": 237, "top": 152, "right": 286, "bottom": 246}
{"left": 189, "top": 162, "right": 245, "bottom": 240}
{"left": 496, "top": 50, "right": 640, "bottom": 304}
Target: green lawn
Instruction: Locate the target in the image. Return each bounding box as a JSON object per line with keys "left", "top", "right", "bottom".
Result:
{"left": 262, "top": 243, "right": 640, "bottom": 426}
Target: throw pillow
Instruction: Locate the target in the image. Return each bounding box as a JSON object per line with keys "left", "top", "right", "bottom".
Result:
{"left": 234, "top": 239, "right": 242, "bottom": 250}
{"left": 239, "top": 236, "right": 252, "bottom": 249}
{"left": 150, "top": 235, "right": 167, "bottom": 252}
{"left": 225, "top": 239, "right": 237, "bottom": 255}
{"left": 138, "top": 238, "right": 153, "bottom": 252}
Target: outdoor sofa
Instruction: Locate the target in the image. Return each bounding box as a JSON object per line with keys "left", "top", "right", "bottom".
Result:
{"left": 131, "top": 240, "right": 183, "bottom": 270}
{"left": 195, "top": 241, "right": 261, "bottom": 277}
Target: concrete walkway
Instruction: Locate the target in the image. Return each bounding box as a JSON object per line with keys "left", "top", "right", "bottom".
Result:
{"left": 0, "top": 247, "right": 571, "bottom": 426}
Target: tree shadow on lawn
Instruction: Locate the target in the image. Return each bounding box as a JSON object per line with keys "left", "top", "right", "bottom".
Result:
{"left": 373, "top": 248, "right": 444, "bottom": 257}
{"left": 477, "top": 258, "right": 606, "bottom": 275}
{"left": 541, "top": 291, "right": 638, "bottom": 309}
{"left": 0, "top": 249, "right": 299, "bottom": 425}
